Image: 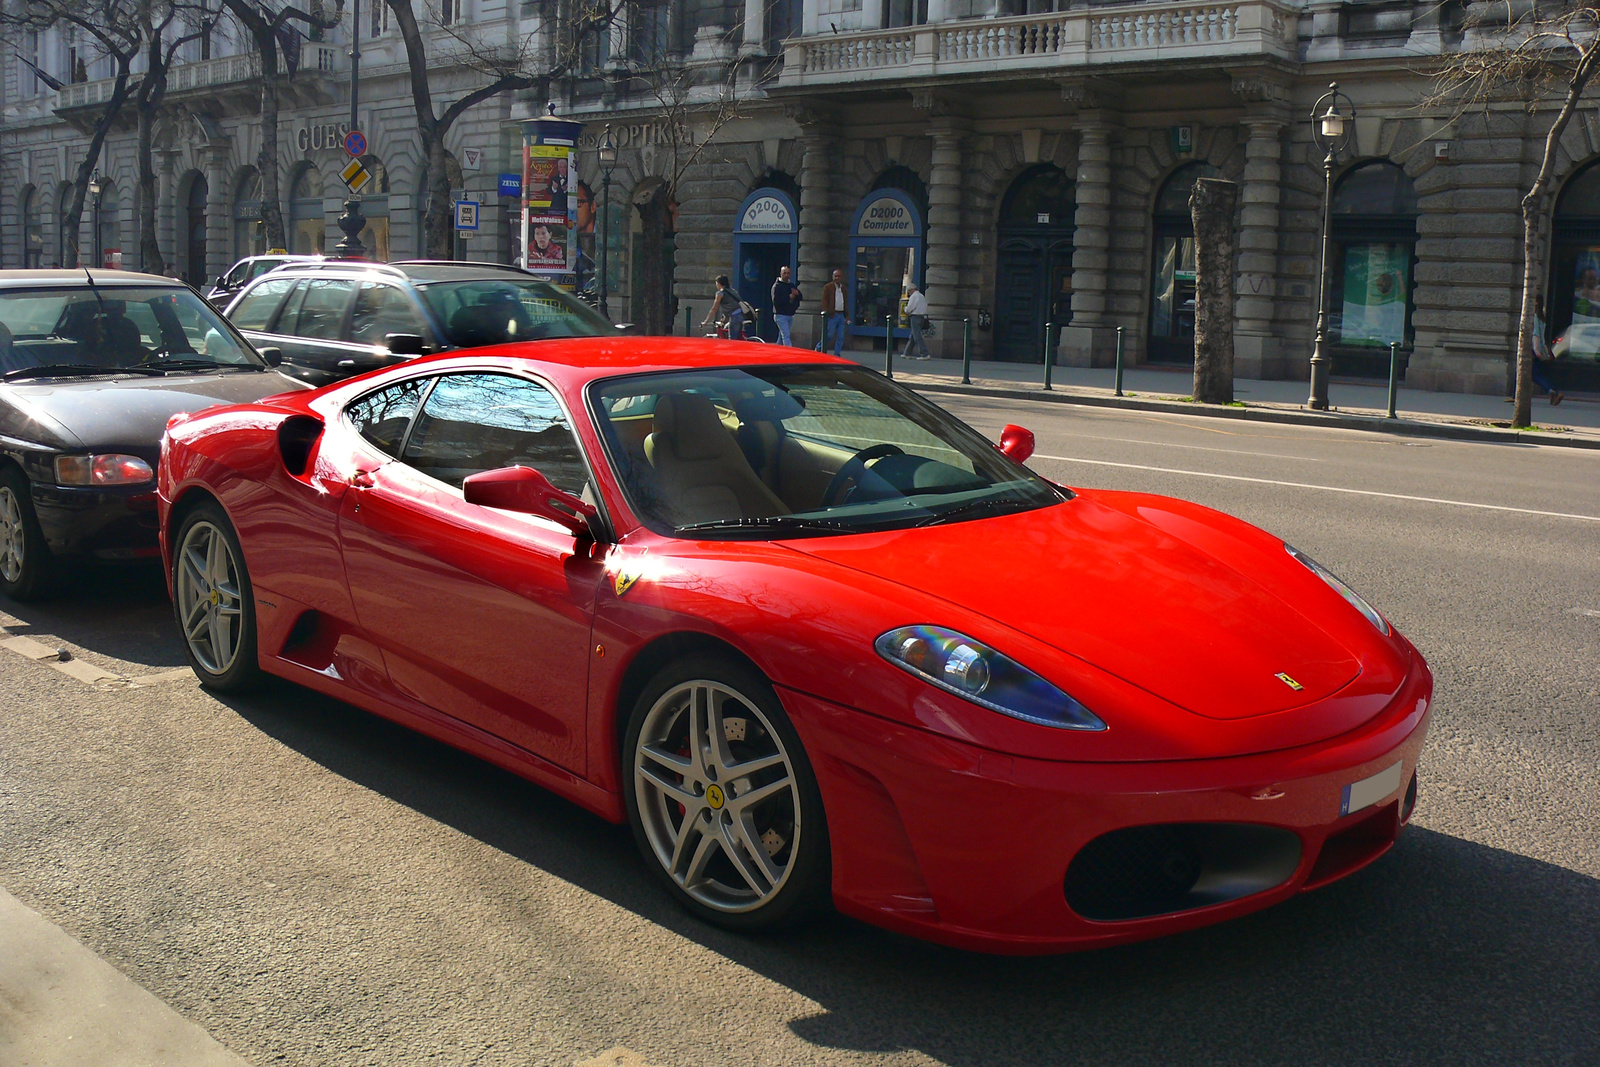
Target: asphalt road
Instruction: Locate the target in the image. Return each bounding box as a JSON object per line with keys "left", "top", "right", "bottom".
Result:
{"left": 2, "top": 399, "right": 1597, "bottom": 1067}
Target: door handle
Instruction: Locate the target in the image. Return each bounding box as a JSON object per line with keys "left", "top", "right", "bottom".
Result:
{"left": 337, "top": 359, "right": 358, "bottom": 368}
{"left": 350, "top": 470, "right": 375, "bottom": 489}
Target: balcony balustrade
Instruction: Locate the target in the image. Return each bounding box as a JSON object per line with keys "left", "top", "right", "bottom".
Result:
{"left": 55, "top": 45, "right": 341, "bottom": 112}
{"left": 780, "top": 0, "right": 1297, "bottom": 86}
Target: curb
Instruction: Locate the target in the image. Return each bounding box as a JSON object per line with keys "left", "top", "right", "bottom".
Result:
{"left": 904, "top": 379, "right": 1600, "bottom": 451}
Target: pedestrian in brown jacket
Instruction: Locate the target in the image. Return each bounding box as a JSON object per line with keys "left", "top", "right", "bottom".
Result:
{"left": 820, "top": 269, "right": 847, "bottom": 356}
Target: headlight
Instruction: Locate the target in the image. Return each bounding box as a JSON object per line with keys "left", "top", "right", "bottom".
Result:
{"left": 54, "top": 454, "right": 155, "bottom": 487}
{"left": 1285, "top": 544, "right": 1390, "bottom": 635}
{"left": 875, "top": 625, "right": 1106, "bottom": 731}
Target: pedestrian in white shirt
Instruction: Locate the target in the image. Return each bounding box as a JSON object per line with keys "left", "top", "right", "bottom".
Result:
{"left": 902, "top": 283, "right": 930, "bottom": 360}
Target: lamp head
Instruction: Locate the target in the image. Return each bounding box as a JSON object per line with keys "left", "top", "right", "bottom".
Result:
{"left": 598, "top": 124, "right": 617, "bottom": 166}
{"left": 88, "top": 171, "right": 104, "bottom": 197}
{"left": 1319, "top": 104, "right": 1346, "bottom": 141}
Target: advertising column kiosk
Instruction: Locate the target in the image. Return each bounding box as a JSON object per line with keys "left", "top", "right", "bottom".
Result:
{"left": 732, "top": 188, "right": 798, "bottom": 342}
{"left": 849, "top": 190, "right": 924, "bottom": 344}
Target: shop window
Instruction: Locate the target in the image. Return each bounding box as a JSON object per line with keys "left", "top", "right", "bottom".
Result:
{"left": 1147, "top": 162, "right": 1218, "bottom": 364}
{"left": 850, "top": 187, "right": 923, "bottom": 343}
{"left": 1546, "top": 159, "right": 1600, "bottom": 389}
{"left": 186, "top": 174, "right": 209, "bottom": 285}
{"left": 1328, "top": 160, "right": 1417, "bottom": 375}
{"left": 289, "top": 165, "right": 326, "bottom": 255}
{"left": 234, "top": 169, "right": 264, "bottom": 259}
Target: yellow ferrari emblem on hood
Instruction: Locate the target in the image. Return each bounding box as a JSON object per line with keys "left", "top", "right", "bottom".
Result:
{"left": 1275, "top": 672, "right": 1304, "bottom": 691}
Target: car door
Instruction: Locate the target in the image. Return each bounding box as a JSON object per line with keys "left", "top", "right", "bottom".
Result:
{"left": 335, "top": 371, "right": 603, "bottom": 774}
{"left": 345, "top": 281, "right": 435, "bottom": 374}
{"left": 228, "top": 275, "right": 298, "bottom": 352}
{"left": 272, "top": 277, "right": 365, "bottom": 386}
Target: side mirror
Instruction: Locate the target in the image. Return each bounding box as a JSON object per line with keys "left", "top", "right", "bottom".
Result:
{"left": 385, "top": 333, "right": 427, "bottom": 356}
{"left": 256, "top": 345, "right": 284, "bottom": 367}
{"left": 462, "top": 465, "right": 597, "bottom": 538}
{"left": 998, "top": 424, "right": 1035, "bottom": 464}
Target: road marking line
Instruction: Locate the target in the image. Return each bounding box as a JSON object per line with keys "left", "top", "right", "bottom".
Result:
{"left": 53, "top": 658, "right": 119, "bottom": 684}
{"left": 1035, "top": 431, "right": 1324, "bottom": 461}
{"left": 129, "top": 667, "right": 195, "bottom": 686}
{"left": 575, "top": 1049, "right": 663, "bottom": 1067}
{"left": 1573, "top": 607, "right": 1600, "bottom": 618}
{"left": 1, "top": 630, "right": 192, "bottom": 688}
{"left": 2, "top": 635, "right": 61, "bottom": 660}
{"left": 1035, "top": 454, "right": 1600, "bottom": 522}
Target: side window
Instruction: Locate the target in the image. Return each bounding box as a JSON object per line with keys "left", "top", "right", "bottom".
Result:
{"left": 344, "top": 377, "right": 430, "bottom": 457}
{"left": 283, "top": 278, "right": 356, "bottom": 340}
{"left": 401, "top": 373, "right": 587, "bottom": 493}
{"left": 349, "top": 282, "right": 426, "bottom": 346}
{"left": 228, "top": 277, "right": 297, "bottom": 331}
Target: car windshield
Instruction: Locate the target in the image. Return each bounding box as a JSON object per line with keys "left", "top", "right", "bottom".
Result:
{"left": 0, "top": 285, "right": 259, "bottom": 377}
{"left": 417, "top": 278, "right": 611, "bottom": 348}
{"left": 591, "top": 365, "right": 1065, "bottom": 538}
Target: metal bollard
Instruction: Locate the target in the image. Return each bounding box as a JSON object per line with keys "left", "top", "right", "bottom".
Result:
{"left": 1043, "top": 320, "right": 1055, "bottom": 390}
{"left": 1114, "top": 326, "right": 1126, "bottom": 397}
{"left": 885, "top": 314, "right": 894, "bottom": 378}
{"left": 684, "top": 306, "right": 692, "bottom": 337}
{"left": 1387, "top": 341, "right": 1400, "bottom": 419}
{"left": 962, "top": 318, "right": 972, "bottom": 384}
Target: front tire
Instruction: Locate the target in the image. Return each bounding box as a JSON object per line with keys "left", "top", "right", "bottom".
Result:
{"left": 624, "top": 655, "right": 830, "bottom": 931}
{"left": 0, "top": 465, "right": 57, "bottom": 602}
{"left": 171, "top": 502, "right": 261, "bottom": 692}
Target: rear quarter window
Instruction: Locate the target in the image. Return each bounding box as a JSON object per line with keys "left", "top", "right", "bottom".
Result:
{"left": 229, "top": 277, "right": 297, "bottom": 331}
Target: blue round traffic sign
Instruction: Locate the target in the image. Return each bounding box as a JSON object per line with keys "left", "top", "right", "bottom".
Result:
{"left": 344, "top": 130, "right": 367, "bottom": 158}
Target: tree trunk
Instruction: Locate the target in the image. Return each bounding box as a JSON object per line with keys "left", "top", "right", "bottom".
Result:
{"left": 1190, "top": 177, "right": 1238, "bottom": 404}
{"left": 635, "top": 185, "right": 673, "bottom": 334}
{"left": 257, "top": 36, "right": 288, "bottom": 252}
{"left": 425, "top": 136, "right": 452, "bottom": 258}
{"left": 137, "top": 105, "right": 164, "bottom": 274}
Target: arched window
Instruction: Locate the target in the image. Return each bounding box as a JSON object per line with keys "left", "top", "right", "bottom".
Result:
{"left": 234, "top": 168, "right": 264, "bottom": 259}
{"left": 95, "top": 180, "right": 119, "bottom": 268}
{"left": 289, "top": 165, "right": 325, "bottom": 255}
{"left": 185, "top": 174, "right": 209, "bottom": 285}
{"left": 1328, "top": 160, "right": 1417, "bottom": 374}
{"left": 871, "top": 165, "right": 929, "bottom": 223}
{"left": 995, "top": 165, "right": 1076, "bottom": 360}
{"left": 21, "top": 186, "right": 43, "bottom": 268}
{"left": 1547, "top": 160, "right": 1600, "bottom": 381}
{"left": 1148, "top": 162, "right": 1219, "bottom": 364}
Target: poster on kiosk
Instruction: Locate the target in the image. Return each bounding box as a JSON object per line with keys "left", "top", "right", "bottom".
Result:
{"left": 521, "top": 107, "right": 584, "bottom": 282}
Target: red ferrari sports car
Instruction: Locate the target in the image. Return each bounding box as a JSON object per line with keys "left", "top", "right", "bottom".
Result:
{"left": 158, "top": 339, "right": 1430, "bottom": 954}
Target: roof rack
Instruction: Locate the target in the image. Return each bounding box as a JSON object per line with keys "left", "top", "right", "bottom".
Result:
{"left": 272, "top": 260, "right": 410, "bottom": 279}
{"left": 392, "top": 260, "right": 536, "bottom": 275}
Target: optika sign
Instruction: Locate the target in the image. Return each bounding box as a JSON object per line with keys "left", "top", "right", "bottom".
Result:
{"left": 297, "top": 122, "right": 352, "bottom": 153}
{"left": 856, "top": 196, "right": 920, "bottom": 236}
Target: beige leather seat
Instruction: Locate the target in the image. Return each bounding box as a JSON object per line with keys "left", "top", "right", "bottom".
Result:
{"left": 644, "top": 393, "right": 787, "bottom": 525}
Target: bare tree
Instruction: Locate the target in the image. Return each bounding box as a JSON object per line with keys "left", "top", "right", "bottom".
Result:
{"left": 1190, "top": 177, "right": 1238, "bottom": 404}
{"left": 385, "top": 0, "right": 625, "bottom": 258}
{"left": 218, "top": 0, "right": 342, "bottom": 251}
{"left": 133, "top": 0, "right": 219, "bottom": 275}
{"left": 1, "top": 0, "right": 145, "bottom": 266}
{"left": 1432, "top": 3, "right": 1600, "bottom": 427}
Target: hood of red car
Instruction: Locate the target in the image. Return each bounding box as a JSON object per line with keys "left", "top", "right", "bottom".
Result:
{"left": 782, "top": 493, "right": 1362, "bottom": 721}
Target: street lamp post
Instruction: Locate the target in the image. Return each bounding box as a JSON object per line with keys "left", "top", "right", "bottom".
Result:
{"left": 88, "top": 171, "right": 105, "bottom": 270}
{"left": 335, "top": 0, "right": 367, "bottom": 257}
{"left": 598, "top": 124, "right": 617, "bottom": 321}
{"left": 1307, "top": 81, "right": 1354, "bottom": 411}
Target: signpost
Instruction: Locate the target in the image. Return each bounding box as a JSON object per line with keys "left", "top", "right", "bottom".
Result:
{"left": 455, "top": 200, "right": 480, "bottom": 231}
{"left": 339, "top": 157, "right": 371, "bottom": 195}
{"left": 461, "top": 148, "right": 482, "bottom": 172}
{"left": 498, "top": 173, "right": 522, "bottom": 197}
{"left": 344, "top": 129, "right": 367, "bottom": 158}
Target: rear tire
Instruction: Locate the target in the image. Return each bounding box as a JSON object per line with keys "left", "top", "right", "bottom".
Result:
{"left": 171, "top": 501, "right": 261, "bottom": 692}
{"left": 0, "top": 465, "right": 57, "bottom": 602}
{"left": 623, "top": 655, "right": 831, "bottom": 932}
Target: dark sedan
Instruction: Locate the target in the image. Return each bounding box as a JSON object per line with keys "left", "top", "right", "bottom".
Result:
{"left": 0, "top": 270, "right": 307, "bottom": 599}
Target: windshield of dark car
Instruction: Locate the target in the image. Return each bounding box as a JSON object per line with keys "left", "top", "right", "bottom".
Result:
{"left": 0, "top": 286, "right": 259, "bottom": 375}
{"left": 417, "top": 278, "right": 611, "bottom": 348}
{"left": 591, "top": 365, "right": 1064, "bottom": 538}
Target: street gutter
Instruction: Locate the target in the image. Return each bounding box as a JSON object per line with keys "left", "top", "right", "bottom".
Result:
{"left": 904, "top": 379, "right": 1600, "bottom": 451}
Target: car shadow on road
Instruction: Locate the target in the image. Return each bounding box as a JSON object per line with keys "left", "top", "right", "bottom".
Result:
{"left": 0, "top": 564, "right": 185, "bottom": 670}
{"left": 221, "top": 680, "right": 1599, "bottom": 1067}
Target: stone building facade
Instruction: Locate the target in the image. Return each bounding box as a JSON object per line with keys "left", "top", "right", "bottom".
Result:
{"left": 7, "top": 1, "right": 1600, "bottom": 395}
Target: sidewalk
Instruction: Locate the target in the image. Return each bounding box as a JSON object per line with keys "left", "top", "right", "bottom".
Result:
{"left": 853, "top": 352, "right": 1600, "bottom": 450}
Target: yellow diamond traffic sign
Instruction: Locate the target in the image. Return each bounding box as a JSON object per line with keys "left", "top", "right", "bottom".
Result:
{"left": 340, "top": 157, "right": 371, "bottom": 194}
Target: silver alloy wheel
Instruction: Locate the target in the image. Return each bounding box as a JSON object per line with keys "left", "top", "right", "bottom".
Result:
{"left": 175, "top": 519, "right": 244, "bottom": 676}
{"left": 0, "top": 486, "right": 23, "bottom": 584}
{"left": 633, "top": 680, "right": 801, "bottom": 913}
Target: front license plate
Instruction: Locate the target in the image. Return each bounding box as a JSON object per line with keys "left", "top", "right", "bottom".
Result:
{"left": 1340, "top": 760, "right": 1403, "bottom": 817}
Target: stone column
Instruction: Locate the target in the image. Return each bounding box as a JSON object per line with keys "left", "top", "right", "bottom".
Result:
{"left": 203, "top": 144, "right": 231, "bottom": 283}
{"left": 1059, "top": 85, "right": 1120, "bottom": 367}
{"left": 157, "top": 149, "right": 180, "bottom": 275}
{"left": 741, "top": 0, "right": 765, "bottom": 54}
{"left": 794, "top": 110, "right": 836, "bottom": 350}
{"left": 923, "top": 109, "right": 969, "bottom": 357}
{"left": 1235, "top": 112, "right": 1288, "bottom": 377}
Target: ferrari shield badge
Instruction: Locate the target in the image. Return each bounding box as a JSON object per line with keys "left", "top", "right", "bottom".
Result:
{"left": 613, "top": 555, "right": 646, "bottom": 597}
{"left": 1275, "top": 672, "right": 1304, "bottom": 691}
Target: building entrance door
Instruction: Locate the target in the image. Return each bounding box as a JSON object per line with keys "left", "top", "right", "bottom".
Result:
{"left": 996, "top": 235, "right": 1073, "bottom": 361}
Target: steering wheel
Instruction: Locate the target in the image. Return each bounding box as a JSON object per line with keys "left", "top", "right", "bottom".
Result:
{"left": 821, "top": 444, "right": 904, "bottom": 507}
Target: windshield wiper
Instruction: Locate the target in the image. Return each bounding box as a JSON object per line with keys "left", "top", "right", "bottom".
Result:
{"left": 914, "top": 496, "right": 1040, "bottom": 527}
{"left": 137, "top": 358, "right": 243, "bottom": 373}
{"left": 674, "top": 515, "right": 857, "bottom": 536}
{"left": 4, "top": 364, "right": 165, "bottom": 381}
